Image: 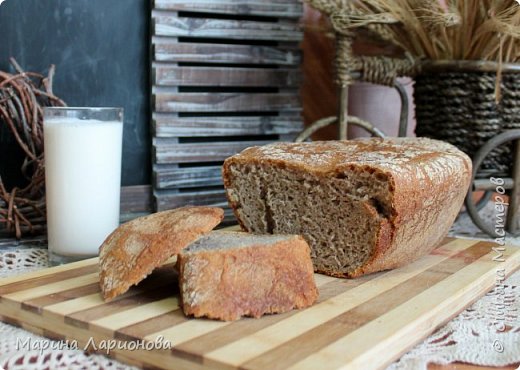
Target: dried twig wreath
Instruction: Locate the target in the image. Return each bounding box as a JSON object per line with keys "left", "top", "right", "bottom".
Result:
{"left": 0, "top": 58, "right": 66, "bottom": 239}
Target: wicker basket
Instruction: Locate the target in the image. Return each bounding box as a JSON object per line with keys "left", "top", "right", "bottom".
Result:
{"left": 414, "top": 60, "right": 520, "bottom": 176}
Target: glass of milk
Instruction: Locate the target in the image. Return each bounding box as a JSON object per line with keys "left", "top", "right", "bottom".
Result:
{"left": 43, "top": 107, "right": 123, "bottom": 265}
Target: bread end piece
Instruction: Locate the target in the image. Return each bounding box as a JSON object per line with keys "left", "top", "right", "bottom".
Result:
{"left": 178, "top": 232, "right": 318, "bottom": 321}
{"left": 99, "top": 206, "right": 224, "bottom": 302}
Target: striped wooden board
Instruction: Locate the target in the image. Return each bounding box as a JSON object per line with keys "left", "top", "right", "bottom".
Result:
{"left": 1, "top": 238, "right": 518, "bottom": 370}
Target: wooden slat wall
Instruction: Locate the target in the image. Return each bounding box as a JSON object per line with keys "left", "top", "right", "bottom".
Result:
{"left": 152, "top": 66, "right": 302, "bottom": 87}
{"left": 153, "top": 15, "right": 303, "bottom": 41}
{"left": 153, "top": 39, "right": 301, "bottom": 65}
{"left": 153, "top": 91, "right": 302, "bottom": 113}
{"left": 154, "top": 165, "right": 222, "bottom": 188}
{"left": 154, "top": 0, "right": 304, "bottom": 17}
{"left": 151, "top": 0, "right": 304, "bottom": 216}
{"left": 153, "top": 114, "right": 303, "bottom": 137}
{"left": 154, "top": 139, "right": 276, "bottom": 164}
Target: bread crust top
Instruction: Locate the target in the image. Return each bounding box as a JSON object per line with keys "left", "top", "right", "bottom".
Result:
{"left": 224, "top": 137, "right": 470, "bottom": 175}
{"left": 99, "top": 206, "right": 224, "bottom": 301}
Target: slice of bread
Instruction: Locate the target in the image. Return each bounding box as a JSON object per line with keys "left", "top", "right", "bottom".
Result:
{"left": 223, "top": 137, "right": 472, "bottom": 277}
{"left": 177, "top": 231, "right": 318, "bottom": 321}
{"left": 99, "top": 206, "right": 224, "bottom": 301}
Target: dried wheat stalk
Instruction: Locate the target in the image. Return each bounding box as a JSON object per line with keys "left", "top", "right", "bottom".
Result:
{"left": 317, "top": 0, "right": 520, "bottom": 63}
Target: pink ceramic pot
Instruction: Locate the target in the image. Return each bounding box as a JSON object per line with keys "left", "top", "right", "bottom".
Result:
{"left": 347, "top": 77, "right": 416, "bottom": 138}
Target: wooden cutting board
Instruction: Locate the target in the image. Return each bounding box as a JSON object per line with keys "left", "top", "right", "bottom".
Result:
{"left": 0, "top": 237, "right": 519, "bottom": 370}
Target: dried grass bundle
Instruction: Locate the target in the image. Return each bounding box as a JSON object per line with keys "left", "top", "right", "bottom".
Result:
{"left": 323, "top": 0, "right": 520, "bottom": 63}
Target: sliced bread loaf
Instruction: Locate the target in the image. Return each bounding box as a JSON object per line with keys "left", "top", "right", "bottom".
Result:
{"left": 222, "top": 137, "right": 472, "bottom": 277}
{"left": 99, "top": 206, "right": 224, "bottom": 301}
{"left": 177, "top": 231, "right": 318, "bottom": 321}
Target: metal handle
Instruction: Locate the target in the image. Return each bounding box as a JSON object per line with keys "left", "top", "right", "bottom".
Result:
{"left": 465, "top": 129, "right": 520, "bottom": 237}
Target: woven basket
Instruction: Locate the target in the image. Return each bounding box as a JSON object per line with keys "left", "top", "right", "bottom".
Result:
{"left": 414, "top": 60, "right": 520, "bottom": 176}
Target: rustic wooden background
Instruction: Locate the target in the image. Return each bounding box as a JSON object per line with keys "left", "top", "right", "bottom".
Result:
{"left": 150, "top": 0, "right": 306, "bottom": 219}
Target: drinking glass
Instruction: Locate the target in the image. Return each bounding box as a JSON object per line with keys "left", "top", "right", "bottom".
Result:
{"left": 43, "top": 107, "right": 123, "bottom": 265}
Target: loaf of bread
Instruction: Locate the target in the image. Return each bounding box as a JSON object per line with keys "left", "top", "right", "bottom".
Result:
{"left": 223, "top": 138, "right": 472, "bottom": 278}
{"left": 177, "top": 231, "right": 318, "bottom": 321}
{"left": 99, "top": 206, "right": 224, "bottom": 301}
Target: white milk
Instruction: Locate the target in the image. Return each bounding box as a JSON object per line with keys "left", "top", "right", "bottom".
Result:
{"left": 44, "top": 118, "right": 123, "bottom": 257}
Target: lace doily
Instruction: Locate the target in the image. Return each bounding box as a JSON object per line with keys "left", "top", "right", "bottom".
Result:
{"left": 388, "top": 272, "right": 520, "bottom": 370}
{"left": 0, "top": 206, "right": 519, "bottom": 370}
{"left": 0, "top": 249, "right": 48, "bottom": 279}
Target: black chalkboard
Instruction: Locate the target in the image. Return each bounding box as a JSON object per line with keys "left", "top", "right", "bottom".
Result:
{"left": 0, "top": 0, "right": 151, "bottom": 186}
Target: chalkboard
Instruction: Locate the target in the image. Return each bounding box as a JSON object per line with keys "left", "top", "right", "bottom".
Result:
{"left": 0, "top": 0, "right": 151, "bottom": 186}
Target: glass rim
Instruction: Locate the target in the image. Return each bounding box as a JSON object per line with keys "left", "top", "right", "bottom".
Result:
{"left": 43, "top": 106, "right": 123, "bottom": 112}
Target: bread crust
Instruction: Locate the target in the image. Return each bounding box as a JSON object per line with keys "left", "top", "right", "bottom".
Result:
{"left": 177, "top": 234, "right": 318, "bottom": 321}
{"left": 99, "top": 206, "right": 224, "bottom": 301}
{"left": 222, "top": 138, "right": 472, "bottom": 277}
